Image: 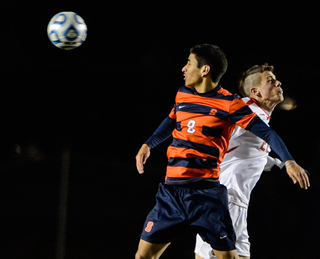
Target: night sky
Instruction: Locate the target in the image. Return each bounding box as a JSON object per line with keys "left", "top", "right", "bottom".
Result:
{"left": 1, "top": 1, "right": 319, "bottom": 258}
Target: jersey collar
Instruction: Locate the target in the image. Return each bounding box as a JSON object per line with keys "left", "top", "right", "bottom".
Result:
{"left": 247, "top": 97, "right": 271, "bottom": 120}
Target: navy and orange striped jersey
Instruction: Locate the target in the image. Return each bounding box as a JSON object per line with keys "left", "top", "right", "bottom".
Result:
{"left": 164, "top": 85, "right": 257, "bottom": 184}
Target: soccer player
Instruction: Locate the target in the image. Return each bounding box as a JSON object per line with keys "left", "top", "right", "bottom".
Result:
{"left": 194, "top": 64, "right": 295, "bottom": 259}
{"left": 135, "top": 44, "right": 309, "bottom": 259}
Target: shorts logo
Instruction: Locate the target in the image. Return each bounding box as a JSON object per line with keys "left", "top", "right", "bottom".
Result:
{"left": 145, "top": 221, "right": 154, "bottom": 232}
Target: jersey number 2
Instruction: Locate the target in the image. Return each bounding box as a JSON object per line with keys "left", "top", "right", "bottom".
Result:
{"left": 260, "top": 141, "right": 270, "bottom": 153}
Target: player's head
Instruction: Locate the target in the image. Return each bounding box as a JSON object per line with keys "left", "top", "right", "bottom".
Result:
{"left": 184, "top": 44, "right": 228, "bottom": 84}
{"left": 238, "top": 63, "right": 283, "bottom": 104}
{"left": 238, "top": 64, "right": 274, "bottom": 97}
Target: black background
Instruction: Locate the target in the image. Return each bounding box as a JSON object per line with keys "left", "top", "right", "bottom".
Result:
{"left": 1, "top": 1, "right": 319, "bottom": 258}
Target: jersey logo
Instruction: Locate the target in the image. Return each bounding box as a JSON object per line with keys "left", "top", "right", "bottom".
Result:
{"left": 226, "top": 145, "right": 239, "bottom": 153}
{"left": 145, "top": 221, "right": 154, "bottom": 232}
{"left": 209, "top": 108, "right": 218, "bottom": 116}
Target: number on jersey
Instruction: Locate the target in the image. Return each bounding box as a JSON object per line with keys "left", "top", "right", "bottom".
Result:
{"left": 260, "top": 141, "right": 270, "bottom": 153}
{"left": 187, "top": 120, "right": 196, "bottom": 133}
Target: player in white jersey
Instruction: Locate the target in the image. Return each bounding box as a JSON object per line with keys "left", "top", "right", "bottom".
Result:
{"left": 195, "top": 64, "right": 293, "bottom": 259}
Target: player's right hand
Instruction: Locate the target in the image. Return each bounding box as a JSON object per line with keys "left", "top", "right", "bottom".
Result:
{"left": 285, "top": 161, "right": 310, "bottom": 190}
{"left": 136, "top": 144, "right": 151, "bottom": 174}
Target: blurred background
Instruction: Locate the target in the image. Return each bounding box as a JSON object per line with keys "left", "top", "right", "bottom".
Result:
{"left": 1, "top": 1, "right": 319, "bottom": 258}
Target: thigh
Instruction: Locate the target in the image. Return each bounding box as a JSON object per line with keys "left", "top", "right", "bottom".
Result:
{"left": 213, "top": 249, "right": 239, "bottom": 259}
{"left": 228, "top": 203, "right": 250, "bottom": 257}
{"left": 193, "top": 185, "right": 236, "bottom": 252}
{"left": 135, "top": 239, "right": 170, "bottom": 259}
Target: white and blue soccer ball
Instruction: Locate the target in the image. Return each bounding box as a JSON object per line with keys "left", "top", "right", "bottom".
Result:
{"left": 47, "top": 11, "right": 87, "bottom": 50}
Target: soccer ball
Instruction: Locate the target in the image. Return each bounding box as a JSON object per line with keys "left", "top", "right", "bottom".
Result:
{"left": 47, "top": 11, "right": 87, "bottom": 50}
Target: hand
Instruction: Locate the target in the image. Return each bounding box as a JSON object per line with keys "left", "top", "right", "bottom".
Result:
{"left": 135, "top": 144, "right": 150, "bottom": 174}
{"left": 285, "top": 161, "right": 310, "bottom": 189}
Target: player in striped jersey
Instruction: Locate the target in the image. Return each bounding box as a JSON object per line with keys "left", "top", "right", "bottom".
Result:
{"left": 194, "top": 64, "right": 295, "bottom": 259}
{"left": 135, "top": 44, "right": 309, "bottom": 259}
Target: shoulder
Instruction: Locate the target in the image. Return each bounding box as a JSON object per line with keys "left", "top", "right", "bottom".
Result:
{"left": 217, "top": 86, "right": 232, "bottom": 96}
{"left": 216, "top": 86, "right": 240, "bottom": 101}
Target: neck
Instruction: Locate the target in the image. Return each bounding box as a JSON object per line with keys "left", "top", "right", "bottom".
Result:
{"left": 194, "top": 80, "right": 219, "bottom": 93}
{"left": 253, "top": 98, "right": 279, "bottom": 113}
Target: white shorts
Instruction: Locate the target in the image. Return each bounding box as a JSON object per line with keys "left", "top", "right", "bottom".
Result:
{"left": 194, "top": 201, "right": 250, "bottom": 258}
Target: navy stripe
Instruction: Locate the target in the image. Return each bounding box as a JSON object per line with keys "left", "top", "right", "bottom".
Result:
{"left": 214, "top": 92, "right": 238, "bottom": 101}
{"left": 176, "top": 122, "right": 182, "bottom": 131}
{"left": 176, "top": 103, "right": 229, "bottom": 120}
{"left": 168, "top": 157, "right": 217, "bottom": 169}
{"left": 165, "top": 177, "right": 220, "bottom": 185}
{"left": 171, "top": 138, "right": 220, "bottom": 157}
{"left": 178, "top": 85, "right": 237, "bottom": 101}
{"left": 229, "top": 105, "right": 253, "bottom": 124}
{"left": 202, "top": 126, "right": 223, "bottom": 138}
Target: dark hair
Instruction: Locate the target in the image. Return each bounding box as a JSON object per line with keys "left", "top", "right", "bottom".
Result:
{"left": 238, "top": 63, "right": 274, "bottom": 97}
{"left": 190, "top": 44, "right": 228, "bottom": 83}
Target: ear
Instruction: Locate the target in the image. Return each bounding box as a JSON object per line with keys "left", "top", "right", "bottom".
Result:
{"left": 250, "top": 87, "right": 262, "bottom": 98}
{"left": 202, "top": 65, "right": 211, "bottom": 77}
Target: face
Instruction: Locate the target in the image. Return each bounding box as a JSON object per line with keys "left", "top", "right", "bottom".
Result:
{"left": 181, "top": 53, "right": 203, "bottom": 87}
{"left": 257, "top": 71, "right": 284, "bottom": 103}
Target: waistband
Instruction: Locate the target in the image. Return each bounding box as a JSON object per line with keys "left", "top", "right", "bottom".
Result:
{"left": 164, "top": 180, "right": 220, "bottom": 189}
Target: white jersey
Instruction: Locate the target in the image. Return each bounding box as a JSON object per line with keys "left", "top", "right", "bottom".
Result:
{"left": 219, "top": 97, "right": 271, "bottom": 207}
{"left": 195, "top": 97, "right": 285, "bottom": 258}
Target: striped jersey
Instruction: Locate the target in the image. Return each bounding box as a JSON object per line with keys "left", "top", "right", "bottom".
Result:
{"left": 165, "top": 85, "right": 257, "bottom": 184}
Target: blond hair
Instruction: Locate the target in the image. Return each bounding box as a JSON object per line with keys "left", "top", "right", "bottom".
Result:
{"left": 238, "top": 64, "right": 274, "bottom": 97}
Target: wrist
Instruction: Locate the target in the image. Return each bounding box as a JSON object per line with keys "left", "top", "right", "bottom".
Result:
{"left": 285, "top": 160, "right": 296, "bottom": 168}
{"left": 142, "top": 143, "right": 150, "bottom": 149}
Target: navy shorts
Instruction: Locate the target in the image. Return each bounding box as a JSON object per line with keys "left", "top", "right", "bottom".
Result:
{"left": 140, "top": 181, "right": 236, "bottom": 251}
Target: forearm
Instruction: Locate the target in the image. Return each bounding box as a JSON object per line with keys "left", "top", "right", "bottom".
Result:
{"left": 145, "top": 116, "right": 175, "bottom": 149}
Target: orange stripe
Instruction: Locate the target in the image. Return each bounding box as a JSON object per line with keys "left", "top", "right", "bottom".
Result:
{"left": 167, "top": 146, "right": 218, "bottom": 160}
{"left": 169, "top": 106, "right": 176, "bottom": 119}
{"left": 176, "top": 92, "right": 232, "bottom": 111}
{"left": 238, "top": 113, "right": 256, "bottom": 129}
{"left": 173, "top": 114, "right": 229, "bottom": 138}
{"left": 217, "top": 87, "right": 232, "bottom": 96}
{"left": 176, "top": 111, "right": 223, "bottom": 123}
{"left": 229, "top": 98, "right": 248, "bottom": 114}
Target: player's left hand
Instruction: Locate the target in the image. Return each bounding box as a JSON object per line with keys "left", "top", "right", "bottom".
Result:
{"left": 285, "top": 161, "right": 310, "bottom": 189}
